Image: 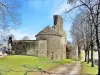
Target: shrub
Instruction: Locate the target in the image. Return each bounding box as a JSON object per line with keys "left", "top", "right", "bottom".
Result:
{"left": 12, "top": 41, "right": 36, "bottom": 55}
{"left": 60, "top": 59, "right": 73, "bottom": 64}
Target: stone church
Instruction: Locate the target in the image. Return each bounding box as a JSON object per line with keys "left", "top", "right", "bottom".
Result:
{"left": 12, "top": 15, "right": 67, "bottom": 60}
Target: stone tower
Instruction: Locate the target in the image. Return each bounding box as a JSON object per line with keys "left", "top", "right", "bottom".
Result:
{"left": 36, "top": 15, "right": 67, "bottom": 60}
{"left": 52, "top": 15, "right": 63, "bottom": 34}
{"left": 52, "top": 15, "right": 67, "bottom": 59}
{"left": 36, "top": 26, "right": 62, "bottom": 60}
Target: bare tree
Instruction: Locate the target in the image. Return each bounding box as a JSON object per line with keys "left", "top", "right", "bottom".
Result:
{"left": 65, "top": 0, "right": 100, "bottom": 74}
{"left": 0, "top": 0, "right": 21, "bottom": 43}
{"left": 70, "top": 13, "right": 86, "bottom": 59}
{"left": 70, "top": 11, "right": 96, "bottom": 67}
{"left": 22, "top": 36, "right": 30, "bottom": 40}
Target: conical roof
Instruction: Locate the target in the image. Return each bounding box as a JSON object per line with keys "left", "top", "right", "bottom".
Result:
{"left": 35, "top": 26, "right": 62, "bottom": 37}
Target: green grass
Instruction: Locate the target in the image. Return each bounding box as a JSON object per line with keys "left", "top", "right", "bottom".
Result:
{"left": 72, "top": 58, "right": 80, "bottom": 61}
{"left": 81, "top": 62, "right": 98, "bottom": 74}
{"left": 0, "top": 55, "right": 73, "bottom": 75}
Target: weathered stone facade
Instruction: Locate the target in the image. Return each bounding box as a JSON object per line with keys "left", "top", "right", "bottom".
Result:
{"left": 36, "top": 33, "right": 62, "bottom": 60}
{"left": 12, "top": 40, "right": 47, "bottom": 57}
{"left": 12, "top": 15, "right": 67, "bottom": 60}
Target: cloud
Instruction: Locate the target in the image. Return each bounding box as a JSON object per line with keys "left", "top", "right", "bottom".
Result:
{"left": 53, "top": 1, "right": 81, "bottom": 15}
{"left": 9, "top": 29, "right": 36, "bottom": 40}
{"left": 53, "top": 3, "right": 71, "bottom": 15}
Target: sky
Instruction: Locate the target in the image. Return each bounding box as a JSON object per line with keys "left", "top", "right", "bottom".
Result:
{"left": 9, "top": 0, "right": 80, "bottom": 42}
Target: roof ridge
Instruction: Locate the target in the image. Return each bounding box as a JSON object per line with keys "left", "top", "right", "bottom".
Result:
{"left": 35, "top": 26, "right": 62, "bottom": 37}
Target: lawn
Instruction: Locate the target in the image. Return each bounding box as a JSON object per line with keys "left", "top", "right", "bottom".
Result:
{"left": 81, "top": 62, "right": 98, "bottom": 75}
{"left": 0, "top": 55, "right": 73, "bottom": 75}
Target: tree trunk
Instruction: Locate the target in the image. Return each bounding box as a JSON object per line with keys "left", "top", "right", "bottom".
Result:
{"left": 98, "top": 51, "right": 100, "bottom": 75}
{"left": 78, "top": 46, "right": 81, "bottom": 59}
{"left": 90, "top": 23, "right": 94, "bottom": 67}
{"left": 87, "top": 47, "right": 89, "bottom": 64}
{"left": 91, "top": 43, "right": 94, "bottom": 67}
{"left": 85, "top": 50, "right": 87, "bottom": 62}
{"left": 95, "top": 26, "right": 100, "bottom": 75}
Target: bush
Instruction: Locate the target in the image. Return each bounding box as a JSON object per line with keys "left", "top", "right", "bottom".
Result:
{"left": 49, "top": 59, "right": 73, "bottom": 64}
{"left": 12, "top": 41, "right": 36, "bottom": 55}
{"left": 60, "top": 59, "right": 73, "bottom": 64}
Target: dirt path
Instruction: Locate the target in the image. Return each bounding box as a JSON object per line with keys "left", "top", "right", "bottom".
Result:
{"left": 49, "top": 61, "right": 82, "bottom": 75}
{"left": 32, "top": 61, "right": 82, "bottom": 75}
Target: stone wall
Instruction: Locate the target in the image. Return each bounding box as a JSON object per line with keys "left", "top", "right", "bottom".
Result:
{"left": 36, "top": 34, "right": 64, "bottom": 60}
{"left": 26, "top": 40, "right": 38, "bottom": 56}
{"left": 61, "top": 36, "right": 66, "bottom": 59}
{"left": 38, "top": 40, "right": 47, "bottom": 57}
{"left": 12, "top": 40, "right": 47, "bottom": 57}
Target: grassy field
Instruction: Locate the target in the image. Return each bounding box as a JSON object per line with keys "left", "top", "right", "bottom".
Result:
{"left": 81, "top": 62, "right": 98, "bottom": 75}
{"left": 0, "top": 55, "right": 73, "bottom": 75}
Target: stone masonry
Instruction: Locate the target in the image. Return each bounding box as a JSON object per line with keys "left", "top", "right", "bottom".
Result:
{"left": 12, "top": 15, "right": 67, "bottom": 60}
